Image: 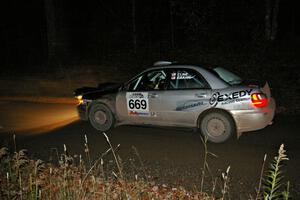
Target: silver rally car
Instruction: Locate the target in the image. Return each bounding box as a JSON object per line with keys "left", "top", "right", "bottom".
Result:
{"left": 74, "top": 61, "right": 275, "bottom": 143}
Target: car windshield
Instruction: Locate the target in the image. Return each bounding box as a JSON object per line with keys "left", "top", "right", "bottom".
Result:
{"left": 213, "top": 67, "right": 243, "bottom": 85}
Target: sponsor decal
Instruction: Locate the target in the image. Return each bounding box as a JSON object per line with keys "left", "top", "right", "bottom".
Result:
{"left": 220, "top": 97, "right": 250, "bottom": 105}
{"left": 176, "top": 72, "right": 195, "bottom": 80}
{"left": 176, "top": 101, "right": 205, "bottom": 111}
{"left": 209, "top": 92, "right": 220, "bottom": 106}
{"left": 127, "top": 92, "right": 147, "bottom": 99}
{"left": 150, "top": 112, "right": 157, "bottom": 117}
{"left": 126, "top": 92, "right": 150, "bottom": 116}
{"left": 209, "top": 89, "right": 253, "bottom": 107}
{"left": 128, "top": 111, "right": 150, "bottom": 116}
{"left": 171, "top": 72, "right": 177, "bottom": 80}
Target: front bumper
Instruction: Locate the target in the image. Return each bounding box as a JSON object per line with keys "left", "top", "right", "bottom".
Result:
{"left": 231, "top": 98, "right": 276, "bottom": 133}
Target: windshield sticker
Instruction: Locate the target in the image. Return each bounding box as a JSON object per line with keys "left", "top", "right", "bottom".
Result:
{"left": 209, "top": 89, "right": 252, "bottom": 107}
{"left": 176, "top": 100, "right": 206, "bottom": 111}
{"left": 177, "top": 72, "right": 195, "bottom": 80}
{"left": 126, "top": 92, "right": 150, "bottom": 116}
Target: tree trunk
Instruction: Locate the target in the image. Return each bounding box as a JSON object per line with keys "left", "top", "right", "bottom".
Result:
{"left": 265, "top": 0, "right": 280, "bottom": 41}
{"left": 131, "top": 0, "right": 137, "bottom": 54}
{"left": 169, "top": 0, "right": 175, "bottom": 49}
{"left": 44, "top": 0, "right": 56, "bottom": 65}
{"left": 265, "top": 0, "right": 272, "bottom": 40}
{"left": 270, "top": 0, "right": 280, "bottom": 41}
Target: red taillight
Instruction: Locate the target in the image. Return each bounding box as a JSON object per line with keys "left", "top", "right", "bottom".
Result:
{"left": 251, "top": 93, "right": 268, "bottom": 108}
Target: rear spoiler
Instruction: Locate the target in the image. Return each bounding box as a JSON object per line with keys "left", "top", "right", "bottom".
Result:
{"left": 261, "top": 82, "right": 271, "bottom": 99}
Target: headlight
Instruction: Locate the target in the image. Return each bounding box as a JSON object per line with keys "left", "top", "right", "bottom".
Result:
{"left": 76, "top": 95, "right": 83, "bottom": 100}
{"left": 76, "top": 95, "right": 83, "bottom": 104}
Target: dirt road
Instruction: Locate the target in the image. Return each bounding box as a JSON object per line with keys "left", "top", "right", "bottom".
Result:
{"left": 0, "top": 99, "right": 299, "bottom": 198}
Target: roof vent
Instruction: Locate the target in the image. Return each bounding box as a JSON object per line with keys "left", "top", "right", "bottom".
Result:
{"left": 153, "top": 61, "right": 173, "bottom": 66}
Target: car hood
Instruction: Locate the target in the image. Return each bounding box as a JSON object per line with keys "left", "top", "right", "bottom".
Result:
{"left": 74, "top": 82, "right": 122, "bottom": 99}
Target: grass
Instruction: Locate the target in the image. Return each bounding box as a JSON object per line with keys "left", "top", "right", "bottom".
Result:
{"left": 262, "top": 144, "right": 290, "bottom": 200}
{"left": 0, "top": 134, "right": 290, "bottom": 199}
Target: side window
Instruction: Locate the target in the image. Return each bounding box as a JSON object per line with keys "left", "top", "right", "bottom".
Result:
{"left": 127, "top": 69, "right": 167, "bottom": 91}
{"left": 127, "top": 75, "right": 144, "bottom": 91}
{"left": 168, "top": 69, "right": 209, "bottom": 90}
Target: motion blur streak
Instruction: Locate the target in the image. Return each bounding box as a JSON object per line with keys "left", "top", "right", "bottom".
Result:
{"left": 0, "top": 97, "right": 79, "bottom": 135}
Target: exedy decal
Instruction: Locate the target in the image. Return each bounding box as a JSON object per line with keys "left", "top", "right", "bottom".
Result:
{"left": 209, "top": 89, "right": 253, "bottom": 107}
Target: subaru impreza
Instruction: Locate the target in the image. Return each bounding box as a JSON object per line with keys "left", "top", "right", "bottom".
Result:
{"left": 74, "top": 61, "right": 275, "bottom": 143}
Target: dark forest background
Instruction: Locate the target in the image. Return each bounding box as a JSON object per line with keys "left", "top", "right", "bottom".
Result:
{"left": 0, "top": 0, "right": 299, "bottom": 111}
{"left": 1, "top": 0, "right": 299, "bottom": 68}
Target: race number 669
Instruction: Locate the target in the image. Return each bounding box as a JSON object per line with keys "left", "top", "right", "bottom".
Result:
{"left": 128, "top": 99, "right": 147, "bottom": 110}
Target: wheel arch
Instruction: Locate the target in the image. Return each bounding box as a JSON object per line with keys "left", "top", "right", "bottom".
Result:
{"left": 197, "top": 108, "right": 237, "bottom": 136}
{"left": 87, "top": 99, "right": 117, "bottom": 121}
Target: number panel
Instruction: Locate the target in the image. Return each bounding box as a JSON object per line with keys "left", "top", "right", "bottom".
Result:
{"left": 126, "top": 92, "right": 149, "bottom": 116}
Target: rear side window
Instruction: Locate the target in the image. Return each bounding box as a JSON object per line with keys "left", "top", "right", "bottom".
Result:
{"left": 168, "top": 69, "right": 210, "bottom": 90}
{"left": 213, "top": 67, "right": 242, "bottom": 85}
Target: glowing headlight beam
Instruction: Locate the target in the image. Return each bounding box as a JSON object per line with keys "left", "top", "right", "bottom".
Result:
{"left": 76, "top": 95, "right": 83, "bottom": 105}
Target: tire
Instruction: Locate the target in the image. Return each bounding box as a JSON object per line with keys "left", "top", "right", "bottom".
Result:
{"left": 199, "top": 110, "right": 235, "bottom": 143}
{"left": 89, "top": 103, "right": 115, "bottom": 132}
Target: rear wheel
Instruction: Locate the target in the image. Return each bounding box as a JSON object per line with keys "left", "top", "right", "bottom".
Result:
{"left": 89, "top": 103, "right": 115, "bottom": 132}
{"left": 199, "top": 110, "right": 235, "bottom": 143}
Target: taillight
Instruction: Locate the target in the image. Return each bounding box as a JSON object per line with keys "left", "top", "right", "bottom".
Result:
{"left": 251, "top": 93, "right": 268, "bottom": 108}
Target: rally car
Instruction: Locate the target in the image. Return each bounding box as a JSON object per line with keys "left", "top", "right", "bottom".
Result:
{"left": 74, "top": 61, "right": 275, "bottom": 143}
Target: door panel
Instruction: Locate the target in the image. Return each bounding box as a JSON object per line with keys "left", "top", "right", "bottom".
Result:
{"left": 116, "top": 67, "right": 213, "bottom": 127}
{"left": 159, "top": 90, "right": 211, "bottom": 127}
{"left": 116, "top": 90, "right": 162, "bottom": 125}
{"left": 159, "top": 68, "right": 212, "bottom": 127}
{"left": 116, "top": 69, "right": 168, "bottom": 125}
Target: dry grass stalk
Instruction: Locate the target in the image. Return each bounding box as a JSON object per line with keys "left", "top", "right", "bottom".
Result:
{"left": 263, "top": 144, "right": 289, "bottom": 200}
{"left": 255, "top": 154, "right": 267, "bottom": 200}
{"left": 0, "top": 135, "right": 292, "bottom": 200}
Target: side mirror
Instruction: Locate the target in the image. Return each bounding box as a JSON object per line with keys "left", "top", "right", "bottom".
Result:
{"left": 119, "top": 84, "right": 126, "bottom": 91}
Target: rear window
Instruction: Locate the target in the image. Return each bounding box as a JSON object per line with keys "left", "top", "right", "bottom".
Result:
{"left": 213, "top": 67, "right": 243, "bottom": 85}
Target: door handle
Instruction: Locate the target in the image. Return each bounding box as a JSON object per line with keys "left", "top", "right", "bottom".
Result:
{"left": 149, "top": 93, "right": 158, "bottom": 98}
{"left": 195, "top": 93, "right": 207, "bottom": 98}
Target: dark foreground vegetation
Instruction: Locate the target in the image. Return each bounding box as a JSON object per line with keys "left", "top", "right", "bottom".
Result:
{"left": 0, "top": 134, "right": 290, "bottom": 199}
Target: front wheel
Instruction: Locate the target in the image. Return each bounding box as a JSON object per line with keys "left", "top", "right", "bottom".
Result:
{"left": 199, "top": 110, "right": 235, "bottom": 143}
{"left": 89, "top": 103, "right": 115, "bottom": 132}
